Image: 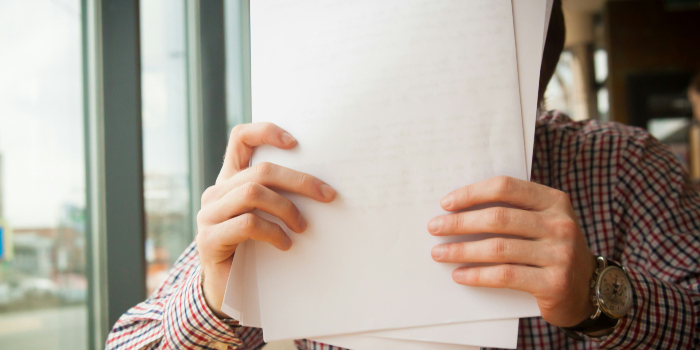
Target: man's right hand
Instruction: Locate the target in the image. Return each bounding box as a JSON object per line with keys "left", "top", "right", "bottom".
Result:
{"left": 196, "top": 122, "right": 337, "bottom": 318}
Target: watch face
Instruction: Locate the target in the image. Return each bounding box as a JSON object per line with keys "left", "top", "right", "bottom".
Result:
{"left": 597, "top": 266, "right": 633, "bottom": 318}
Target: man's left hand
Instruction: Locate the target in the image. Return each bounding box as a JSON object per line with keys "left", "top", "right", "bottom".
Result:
{"left": 429, "top": 176, "right": 597, "bottom": 327}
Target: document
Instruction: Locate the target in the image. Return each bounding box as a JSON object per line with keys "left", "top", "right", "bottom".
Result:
{"left": 247, "top": 0, "right": 539, "bottom": 341}
{"left": 314, "top": 3, "right": 552, "bottom": 347}
{"left": 222, "top": 0, "right": 553, "bottom": 347}
{"left": 224, "top": 240, "right": 521, "bottom": 348}
{"left": 516, "top": 0, "right": 549, "bottom": 178}
{"left": 311, "top": 335, "right": 481, "bottom": 350}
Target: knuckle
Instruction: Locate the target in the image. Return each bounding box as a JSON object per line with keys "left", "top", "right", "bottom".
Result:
{"left": 230, "top": 123, "right": 246, "bottom": 139}
{"left": 497, "top": 265, "right": 514, "bottom": 285}
{"left": 489, "top": 207, "right": 509, "bottom": 230}
{"left": 445, "top": 244, "right": 463, "bottom": 261}
{"left": 241, "top": 182, "right": 263, "bottom": 199}
{"left": 261, "top": 122, "right": 276, "bottom": 133}
{"left": 195, "top": 225, "right": 211, "bottom": 248}
{"left": 297, "top": 172, "right": 316, "bottom": 188}
{"left": 253, "top": 162, "right": 274, "bottom": 178}
{"left": 490, "top": 238, "right": 508, "bottom": 259}
{"left": 201, "top": 185, "right": 217, "bottom": 205}
{"left": 551, "top": 216, "right": 578, "bottom": 239}
{"left": 196, "top": 209, "right": 207, "bottom": 226}
{"left": 236, "top": 213, "right": 257, "bottom": 231}
{"left": 195, "top": 228, "right": 205, "bottom": 246}
{"left": 493, "top": 176, "right": 514, "bottom": 193}
{"left": 451, "top": 213, "right": 465, "bottom": 231}
{"left": 553, "top": 190, "right": 571, "bottom": 204}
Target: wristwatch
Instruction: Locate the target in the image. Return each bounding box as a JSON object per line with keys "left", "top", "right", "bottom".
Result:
{"left": 561, "top": 256, "right": 633, "bottom": 340}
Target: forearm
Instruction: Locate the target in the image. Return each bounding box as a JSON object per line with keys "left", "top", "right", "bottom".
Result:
{"left": 596, "top": 268, "right": 698, "bottom": 349}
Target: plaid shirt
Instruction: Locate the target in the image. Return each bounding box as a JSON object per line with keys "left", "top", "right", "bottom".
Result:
{"left": 106, "top": 112, "right": 699, "bottom": 349}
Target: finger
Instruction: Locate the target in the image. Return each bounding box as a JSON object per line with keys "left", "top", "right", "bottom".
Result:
{"left": 202, "top": 182, "right": 306, "bottom": 233}
{"left": 431, "top": 238, "right": 551, "bottom": 267}
{"left": 213, "top": 162, "right": 336, "bottom": 203}
{"left": 440, "top": 176, "right": 566, "bottom": 212}
{"left": 218, "top": 122, "right": 297, "bottom": 182}
{"left": 451, "top": 264, "right": 545, "bottom": 295}
{"left": 212, "top": 213, "right": 292, "bottom": 251}
{"left": 428, "top": 207, "right": 543, "bottom": 238}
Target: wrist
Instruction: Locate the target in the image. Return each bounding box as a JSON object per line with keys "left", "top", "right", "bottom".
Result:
{"left": 566, "top": 254, "right": 598, "bottom": 326}
{"left": 201, "top": 268, "right": 228, "bottom": 319}
{"left": 562, "top": 256, "right": 633, "bottom": 339}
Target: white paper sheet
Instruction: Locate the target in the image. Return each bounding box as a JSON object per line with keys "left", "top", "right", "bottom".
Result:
{"left": 221, "top": 240, "right": 261, "bottom": 327}
{"left": 362, "top": 317, "right": 519, "bottom": 349}
{"left": 224, "top": 241, "right": 520, "bottom": 348}
{"left": 222, "top": 0, "right": 553, "bottom": 347}
{"left": 312, "top": 335, "right": 481, "bottom": 350}
{"left": 515, "top": 0, "right": 548, "bottom": 179}
{"left": 249, "top": 0, "right": 539, "bottom": 341}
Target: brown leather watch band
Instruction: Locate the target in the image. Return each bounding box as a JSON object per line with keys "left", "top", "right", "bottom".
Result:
{"left": 563, "top": 313, "right": 618, "bottom": 335}
{"left": 561, "top": 256, "right": 628, "bottom": 340}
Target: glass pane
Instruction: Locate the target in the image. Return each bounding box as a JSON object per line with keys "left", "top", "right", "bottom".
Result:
{"left": 544, "top": 51, "right": 576, "bottom": 117}
{"left": 140, "top": 0, "right": 193, "bottom": 294}
{"left": 225, "top": 0, "right": 252, "bottom": 131}
{"left": 0, "top": 0, "right": 88, "bottom": 349}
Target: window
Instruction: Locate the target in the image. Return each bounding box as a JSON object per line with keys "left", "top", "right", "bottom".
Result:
{"left": 544, "top": 51, "right": 577, "bottom": 117}
{"left": 140, "top": 0, "right": 194, "bottom": 294}
{"left": 0, "top": 0, "right": 89, "bottom": 349}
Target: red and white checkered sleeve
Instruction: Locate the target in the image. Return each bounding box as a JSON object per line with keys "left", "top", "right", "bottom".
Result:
{"left": 106, "top": 241, "right": 244, "bottom": 350}
{"left": 596, "top": 134, "right": 699, "bottom": 349}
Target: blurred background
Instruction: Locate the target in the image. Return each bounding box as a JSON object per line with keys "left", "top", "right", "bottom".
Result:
{"left": 0, "top": 0, "right": 698, "bottom": 349}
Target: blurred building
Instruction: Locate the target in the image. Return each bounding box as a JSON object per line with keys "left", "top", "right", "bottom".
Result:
{"left": 144, "top": 173, "right": 192, "bottom": 293}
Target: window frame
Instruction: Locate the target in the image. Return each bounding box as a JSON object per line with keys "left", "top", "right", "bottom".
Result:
{"left": 81, "top": 0, "right": 230, "bottom": 346}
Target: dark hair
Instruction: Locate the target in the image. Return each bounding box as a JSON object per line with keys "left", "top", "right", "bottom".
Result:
{"left": 538, "top": 0, "right": 566, "bottom": 105}
{"left": 690, "top": 73, "right": 700, "bottom": 94}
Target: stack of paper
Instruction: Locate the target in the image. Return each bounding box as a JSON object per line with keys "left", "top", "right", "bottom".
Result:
{"left": 222, "top": 1, "right": 554, "bottom": 349}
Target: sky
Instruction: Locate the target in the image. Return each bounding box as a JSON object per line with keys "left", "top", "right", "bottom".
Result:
{"left": 0, "top": 0, "right": 85, "bottom": 228}
{"left": 0, "top": 0, "right": 192, "bottom": 228}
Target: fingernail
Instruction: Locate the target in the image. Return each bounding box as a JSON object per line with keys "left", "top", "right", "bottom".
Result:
{"left": 431, "top": 245, "right": 446, "bottom": 259}
{"left": 428, "top": 218, "right": 442, "bottom": 234}
{"left": 321, "top": 183, "right": 336, "bottom": 200}
{"left": 440, "top": 194, "right": 453, "bottom": 209}
{"left": 281, "top": 132, "right": 296, "bottom": 145}
{"left": 453, "top": 268, "right": 466, "bottom": 281}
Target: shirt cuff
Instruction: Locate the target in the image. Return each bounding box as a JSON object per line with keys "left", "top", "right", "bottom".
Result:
{"left": 592, "top": 267, "right": 696, "bottom": 349}
{"left": 163, "top": 267, "right": 243, "bottom": 349}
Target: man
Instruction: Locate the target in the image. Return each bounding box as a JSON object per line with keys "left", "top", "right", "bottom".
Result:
{"left": 106, "top": 1, "right": 699, "bottom": 349}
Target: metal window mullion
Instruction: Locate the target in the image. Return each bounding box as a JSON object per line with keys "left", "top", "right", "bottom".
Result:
{"left": 241, "top": 0, "right": 252, "bottom": 124}
{"left": 82, "top": 0, "right": 109, "bottom": 347}
{"left": 187, "top": 0, "right": 228, "bottom": 237}
{"left": 186, "top": 0, "right": 205, "bottom": 238}
{"left": 86, "top": 0, "right": 147, "bottom": 333}
{"left": 199, "top": 0, "right": 229, "bottom": 188}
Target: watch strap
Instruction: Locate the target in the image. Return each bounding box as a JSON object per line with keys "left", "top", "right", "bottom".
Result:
{"left": 564, "top": 313, "right": 619, "bottom": 334}
{"left": 561, "top": 256, "right": 626, "bottom": 340}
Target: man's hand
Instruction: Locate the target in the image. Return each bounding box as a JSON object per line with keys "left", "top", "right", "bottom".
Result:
{"left": 196, "top": 122, "right": 336, "bottom": 318}
{"left": 428, "top": 176, "right": 596, "bottom": 327}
